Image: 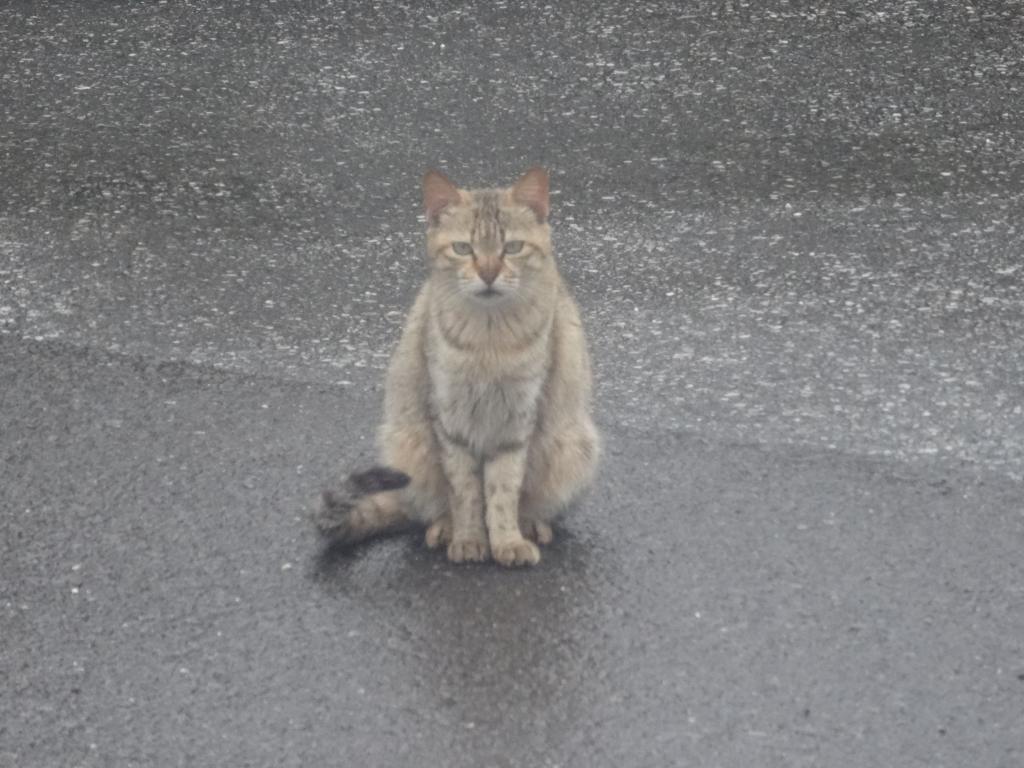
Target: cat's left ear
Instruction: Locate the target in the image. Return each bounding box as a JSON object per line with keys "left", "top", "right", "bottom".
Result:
{"left": 511, "top": 167, "right": 549, "bottom": 223}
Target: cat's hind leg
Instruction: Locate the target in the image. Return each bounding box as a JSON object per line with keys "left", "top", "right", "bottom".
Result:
{"left": 519, "top": 423, "right": 600, "bottom": 545}
{"left": 521, "top": 519, "right": 553, "bottom": 545}
{"left": 424, "top": 514, "right": 452, "bottom": 549}
{"left": 380, "top": 420, "right": 456, "bottom": 552}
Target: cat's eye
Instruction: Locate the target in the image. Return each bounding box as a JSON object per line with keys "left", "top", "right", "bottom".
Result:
{"left": 503, "top": 240, "right": 524, "bottom": 255}
{"left": 451, "top": 241, "right": 473, "bottom": 256}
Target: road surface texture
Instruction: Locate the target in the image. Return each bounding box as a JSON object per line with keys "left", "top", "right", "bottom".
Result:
{"left": 3, "top": 2, "right": 1023, "bottom": 766}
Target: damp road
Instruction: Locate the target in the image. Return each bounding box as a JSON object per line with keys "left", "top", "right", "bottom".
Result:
{"left": 2, "top": 3, "right": 1023, "bottom": 767}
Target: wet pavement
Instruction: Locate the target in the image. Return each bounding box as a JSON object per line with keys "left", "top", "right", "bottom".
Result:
{"left": 2, "top": 2, "right": 1023, "bottom": 766}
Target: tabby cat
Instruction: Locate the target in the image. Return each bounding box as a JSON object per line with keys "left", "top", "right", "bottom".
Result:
{"left": 314, "top": 167, "right": 599, "bottom": 567}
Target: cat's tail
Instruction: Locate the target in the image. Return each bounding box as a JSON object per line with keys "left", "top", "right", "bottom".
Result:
{"left": 312, "top": 466, "right": 412, "bottom": 545}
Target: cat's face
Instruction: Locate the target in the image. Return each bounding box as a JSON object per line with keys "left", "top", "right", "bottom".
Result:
{"left": 423, "top": 168, "right": 554, "bottom": 307}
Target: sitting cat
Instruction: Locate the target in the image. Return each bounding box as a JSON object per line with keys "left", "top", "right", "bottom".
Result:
{"left": 314, "top": 167, "right": 599, "bottom": 567}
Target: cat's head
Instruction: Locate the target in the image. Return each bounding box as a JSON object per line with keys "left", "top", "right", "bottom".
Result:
{"left": 422, "top": 167, "right": 554, "bottom": 307}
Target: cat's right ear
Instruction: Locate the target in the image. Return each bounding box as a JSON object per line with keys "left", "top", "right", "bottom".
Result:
{"left": 423, "top": 169, "right": 461, "bottom": 226}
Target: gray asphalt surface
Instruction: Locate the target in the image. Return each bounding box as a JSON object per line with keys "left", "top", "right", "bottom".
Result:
{"left": 2, "top": 2, "right": 1023, "bottom": 766}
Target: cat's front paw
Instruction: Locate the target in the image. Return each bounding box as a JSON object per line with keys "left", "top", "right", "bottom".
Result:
{"left": 447, "top": 535, "right": 490, "bottom": 564}
{"left": 491, "top": 537, "right": 541, "bottom": 567}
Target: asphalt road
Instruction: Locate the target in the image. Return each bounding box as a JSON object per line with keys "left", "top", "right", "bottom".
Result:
{"left": 3, "top": 2, "right": 1023, "bottom": 766}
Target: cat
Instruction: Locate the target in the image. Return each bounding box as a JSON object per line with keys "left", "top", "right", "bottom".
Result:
{"left": 314, "top": 167, "right": 599, "bottom": 567}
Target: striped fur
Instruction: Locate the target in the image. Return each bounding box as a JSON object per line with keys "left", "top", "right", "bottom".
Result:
{"left": 316, "top": 168, "right": 599, "bottom": 567}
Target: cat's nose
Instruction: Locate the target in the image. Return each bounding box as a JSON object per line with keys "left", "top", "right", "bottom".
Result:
{"left": 476, "top": 258, "right": 501, "bottom": 286}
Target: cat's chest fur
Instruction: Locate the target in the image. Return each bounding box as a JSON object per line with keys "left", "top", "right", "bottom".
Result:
{"left": 428, "top": 322, "right": 549, "bottom": 459}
